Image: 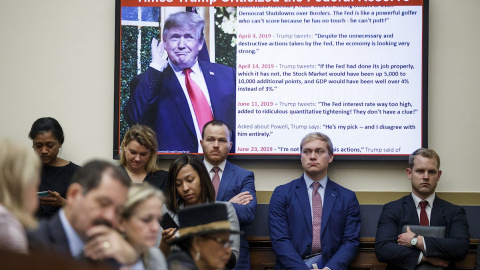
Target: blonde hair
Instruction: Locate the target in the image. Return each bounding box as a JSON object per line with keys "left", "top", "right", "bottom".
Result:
{"left": 120, "top": 125, "right": 159, "bottom": 173}
{"left": 300, "top": 132, "right": 334, "bottom": 156}
{"left": 121, "top": 183, "right": 165, "bottom": 220}
{"left": 0, "top": 138, "right": 41, "bottom": 228}
{"left": 408, "top": 148, "right": 441, "bottom": 169}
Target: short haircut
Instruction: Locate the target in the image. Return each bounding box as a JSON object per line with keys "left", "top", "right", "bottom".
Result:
{"left": 165, "top": 154, "right": 214, "bottom": 214}
{"left": 0, "top": 138, "right": 41, "bottom": 228}
{"left": 120, "top": 124, "right": 159, "bottom": 173}
{"left": 72, "top": 160, "right": 131, "bottom": 194}
{"left": 121, "top": 182, "right": 165, "bottom": 220}
{"left": 202, "top": 120, "right": 232, "bottom": 141}
{"left": 163, "top": 11, "right": 204, "bottom": 41}
{"left": 300, "top": 132, "right": 334, "bottom": 156}
{"left": 28, "top": 117, "right": 65, "bottom": 145}
{"left": 408, "top": 148, "right": 441, "bottom": 169}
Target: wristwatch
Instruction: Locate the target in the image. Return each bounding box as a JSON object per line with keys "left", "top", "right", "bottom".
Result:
{"left": 410, "top": 234, "right": 419, "bottom": 246}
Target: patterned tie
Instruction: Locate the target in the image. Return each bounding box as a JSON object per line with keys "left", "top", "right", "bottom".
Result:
{"left": 212, "top": 166, "right": 220, "bottom": 199}
{"left": 183, "top": 68, "right": 213, "bottom": 132}
{"left": 312, "top": 182, "right": 323, "bottom": 253}
{"left": 420, "top": 201, "right": 429, "bottom": 226}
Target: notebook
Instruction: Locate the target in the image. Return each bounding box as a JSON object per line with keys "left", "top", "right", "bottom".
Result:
{"left": 402, "top": 225, "right": 447, "bottom": 270}
{"left": 303, "top": 253, "right": 323, "bottom": 269}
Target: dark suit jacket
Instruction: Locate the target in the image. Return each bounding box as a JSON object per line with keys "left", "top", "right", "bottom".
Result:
{"left": 375, "top": 195, "right": 470, "bottom": 270}
{"left": 28, "top": 212, "right": 120, "bottom": 269}
{"left": 216, "top": 161, "right": 257, "bottom": 270}
{"left": 268, "top": 176, "right": 361, "bottom": 270}
{"left": 28, "top": 212, "right": 72, "bottom": 258}
{"left": 123, "top": 61, "right": 236, "bottom": 153}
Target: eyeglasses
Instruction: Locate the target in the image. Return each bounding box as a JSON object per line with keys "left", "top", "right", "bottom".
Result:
{"left": 202, "top": 235, "right": 233, "bottom": 248}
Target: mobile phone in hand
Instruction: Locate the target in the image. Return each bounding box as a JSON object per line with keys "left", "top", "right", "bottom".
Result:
{"left": 160, "top": 213, "right": 179, "bottom": 229}
{"left": 37, "top": 191, "right": 49, "bottom": 197}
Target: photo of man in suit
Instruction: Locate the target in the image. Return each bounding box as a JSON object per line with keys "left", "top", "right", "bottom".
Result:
{"left": 123, "top": 11, "right": 236, "bottom": 154}
{"left": 28, "top": 160, "right": 137, "bottom": 267}
{"left": 200, "top": 120, "right": 256, "bottom": 269}
{"left": 375, "top": 148, "right": 470, "bottom": 269}
{"left": 268, "top": 132, "right": 361, "bottom": 270}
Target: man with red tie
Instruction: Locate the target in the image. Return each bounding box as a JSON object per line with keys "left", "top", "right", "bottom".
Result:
{"left": 268, "top": 132, "right": 361, "bottom": 270}
{"left": 200, "top": 120, "right": 256, "bottom": 270}
{"left": 123, "top": 11, "right": 236, "bottom": 154}
{"left": 375, "top": 148, "right": 470, "bottom": 269}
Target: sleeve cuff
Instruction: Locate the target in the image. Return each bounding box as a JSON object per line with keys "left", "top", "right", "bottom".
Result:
{"left": 149, "top": 62, "right": 166, "bottom": 71}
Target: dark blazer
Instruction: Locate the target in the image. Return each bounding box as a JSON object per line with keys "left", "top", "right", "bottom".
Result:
{"left": 216, "top": 161, "right": 257, "bottom": 270}
{"left": 268, "top": 176, "right": 361, "bottom": 270}
{"left": 119, "top": 165, "right": 168, "bottom": 192}
{"left": 28, "top": 212, "right": 71, "bottom": 258}
{"left": 375, "top": 195, "right": 470, "bottom": 270}
{"left": 123, "top": 61, "right": 236, "bottom": 153}
{"left": 28, "top": 212, "right": 121, "bottom": 268}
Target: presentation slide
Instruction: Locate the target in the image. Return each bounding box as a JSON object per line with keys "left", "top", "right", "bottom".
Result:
{"left": 235, "top": 4, "right": 425, "bottom": 157}
{"left": 115, "top": 0, "right": 427, "bottom": 160}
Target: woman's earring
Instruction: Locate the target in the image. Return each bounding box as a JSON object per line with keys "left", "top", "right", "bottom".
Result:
{"left": 195, "top": 250, "right": 201, "bottom": 261}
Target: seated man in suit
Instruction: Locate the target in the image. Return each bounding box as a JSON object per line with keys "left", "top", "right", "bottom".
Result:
{"left": 123, "top": 11, "right": 236, "bottom": 154}
{"left": 269, "top": 132, "right": 361, "bottom": 270}
{"left": 28, "top": 160, "right": 137, "bottom": 267}
{"left": 375, "top": 148, "right": 470, "bottom": 269}
{"left": 200, "top": 120, "right": 256, "bottom": 269}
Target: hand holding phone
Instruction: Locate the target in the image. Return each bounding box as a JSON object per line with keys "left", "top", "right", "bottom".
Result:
{"left": 37, "top": 191, "right": 49, "bottom": 197}
{"left": 160, "top": 213, "right": 179, "bottom": 229}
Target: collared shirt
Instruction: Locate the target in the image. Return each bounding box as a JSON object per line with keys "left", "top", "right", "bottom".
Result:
{"left": 411, "top": 192, "right": 435, "bottom": 264}
{"left": 59, "top": 208, "right": 85, "bottom": 259}
{"left": 411, "top": 192, "right": 435, "bottom": 224}
{"left": 170, "top": 60, "right": 212, "bottom": 153}
{"left": 304, "top": 173, "right": 328, "bottom": 219}
{"left": 204, "top": 159, "right": 227, "bottom": 184}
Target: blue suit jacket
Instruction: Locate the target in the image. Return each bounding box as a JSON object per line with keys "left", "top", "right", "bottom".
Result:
{"left": 216, "top": 160, "right": 257, "bottom": 270}
{"left": 269, "top": 176, "right": 361, "bottom": 270}
{"left": 123, "top": 61, "right": 236, "bottom": 153}
{"left": 375, "top": 195, "right": 470, "bottom": 270}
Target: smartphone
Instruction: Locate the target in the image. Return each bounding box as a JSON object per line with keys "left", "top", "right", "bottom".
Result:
{"left": 160, "top": 213, "right": 179, "bottom": 229}
{"left": 37, "top": 191, "right": 49, "bottom": 197}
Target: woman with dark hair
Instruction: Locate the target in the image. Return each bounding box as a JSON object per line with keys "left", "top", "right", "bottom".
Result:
{"left": 28, "top": 117, "right": 80, "bottom": 219}
{"left": 158, "top": 154, "right": 240, "bottom": 269}
{"left": 119, "top": 124, "right": 167, "bottom": 191}
{"left": 168, "top": 203, "right": 240, "bottom": 270}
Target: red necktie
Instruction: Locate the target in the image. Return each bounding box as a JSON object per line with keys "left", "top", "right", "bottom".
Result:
{"left": 183, "top": 68, "right": 213, "bottom": 132}
{"left": 420, "top": 201, "right": 429, "bottom": 226}
{"left": 212, "top": 166, "right": 220, "bottom": 199}
{"left": 312, "top": 182, "right": 323, "bottom": 253}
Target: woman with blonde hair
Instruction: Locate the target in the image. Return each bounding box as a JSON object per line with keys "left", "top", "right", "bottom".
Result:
{"left": 120, "top": 124, "right": 167, "bottom": 191}
{"left": 0, "top": 138, "right": 41, "bottom": 253}
{"left": 118, "top": 183, "right": 168, "bottom": 270}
